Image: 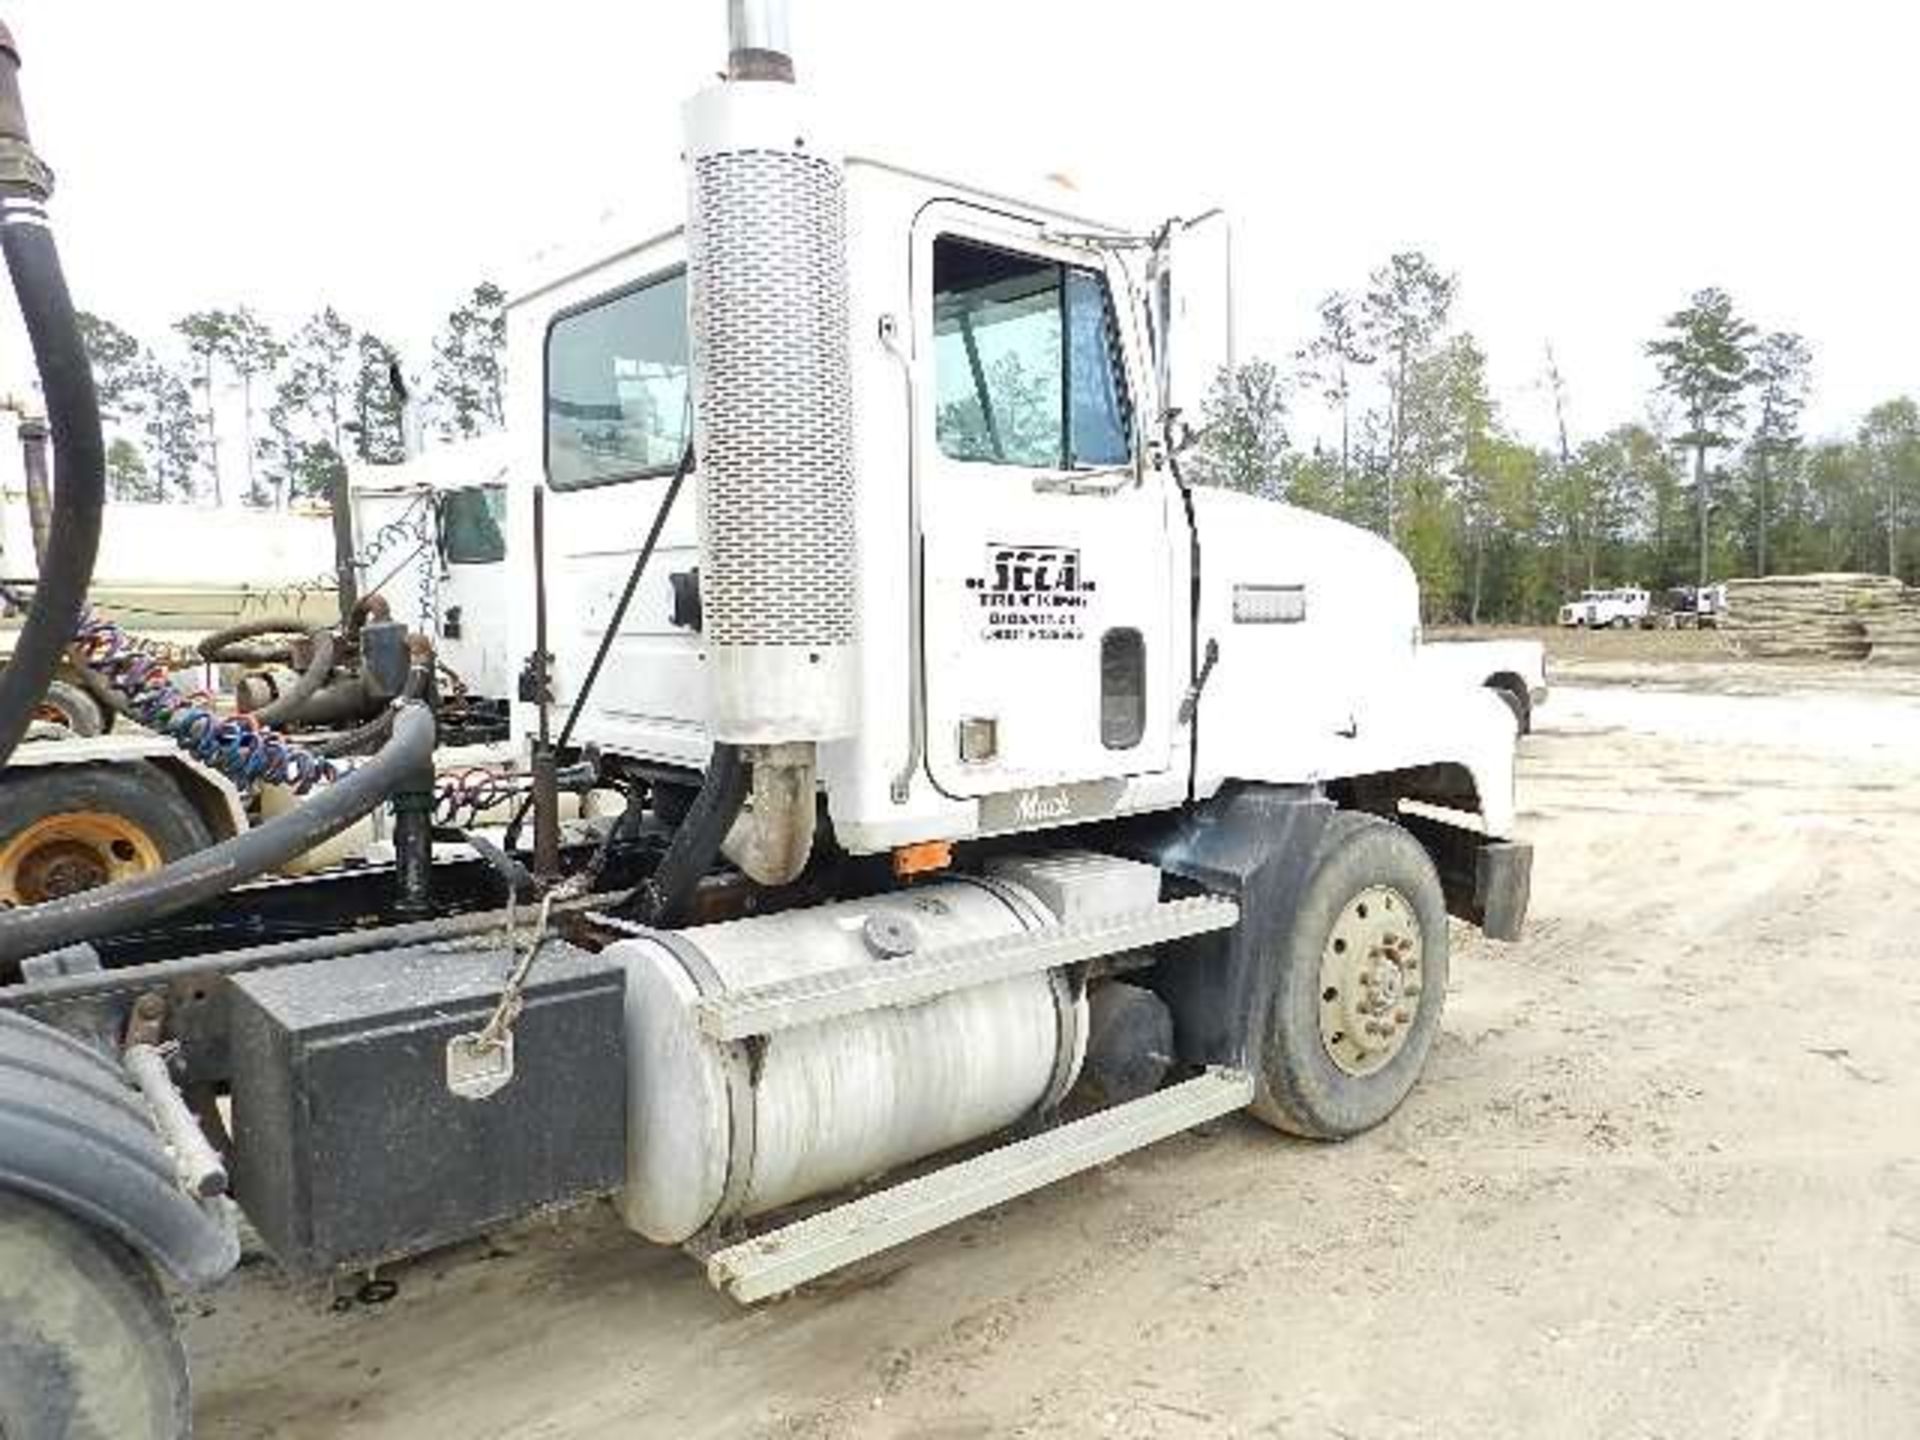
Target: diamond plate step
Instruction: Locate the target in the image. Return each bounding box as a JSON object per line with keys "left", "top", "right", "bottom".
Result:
{"left": 693, "top": 895, "right": 1239, "bottom": 1042}
{"left": 703, "top": 1066, "right": 1256, "bottom": 1303}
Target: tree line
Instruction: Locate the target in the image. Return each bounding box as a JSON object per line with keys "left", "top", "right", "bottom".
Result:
{"left": 74, "top": 283, "right": 508, "bottom": 509}
{"left": 1190, "top": 254, "right": 1920, "bottom": 621}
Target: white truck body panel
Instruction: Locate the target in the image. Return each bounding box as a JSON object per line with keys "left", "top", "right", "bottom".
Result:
{"left": 1417, "top": 637, "right": 1548, "bottom": 705}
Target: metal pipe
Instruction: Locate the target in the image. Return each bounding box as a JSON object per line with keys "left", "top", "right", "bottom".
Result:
{"left": 502, "top": 445, "right": 691, "bottom": 855}
{"left": 124, "top": 1043, "right": 228, "bottom": 1199}
{"left": 530, "top": 486, "right": 561, "bottom": 879}
{"left": 0, "top": 26, "right": 106, "bottom": 768}
{"left": 389, "top": 754, "right": 435, "bottom": 920}
{"left": 727, "top": 0, "right": 794, "bottom": 81}
{"left": 721, "top": 741, "right": 817, "bottom": 885}
{"left": 0, "top": 704, "right": 437, "bottom": 967}
{"left": 533, "top": 484, "right": 551, "bottom": 751}
{"left": 328, "top": 457, "right": 359, "bottom": 629}
{"left": 18, "top": 413, "right": 49, "bottom": 568}
{"left": 1, "top": 889, "right": 608, "bottom": 1011}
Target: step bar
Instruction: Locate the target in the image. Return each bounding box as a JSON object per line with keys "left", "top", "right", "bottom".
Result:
{"left": 702, "top": 1066, "right": 1256, "bottom": 1303}
{"left": 693, "top": 894, "right": 1240, "bottom": 1042}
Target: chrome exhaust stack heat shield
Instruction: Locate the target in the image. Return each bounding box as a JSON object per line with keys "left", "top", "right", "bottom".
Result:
{"left": 682, "top": 22, "right": 857, "bottom": 748}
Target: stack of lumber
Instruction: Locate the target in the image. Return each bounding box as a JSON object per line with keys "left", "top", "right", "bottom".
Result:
{"left": 1722, "top": 573, "right": 1905, "bottom": 660}
{"left": 1865, "top": 586, "right": 1920, "bottom": 665}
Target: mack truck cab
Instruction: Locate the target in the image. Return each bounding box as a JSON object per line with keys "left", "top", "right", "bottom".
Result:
{"left": 510, "top": 165, "right": 1521, "bottom": 857}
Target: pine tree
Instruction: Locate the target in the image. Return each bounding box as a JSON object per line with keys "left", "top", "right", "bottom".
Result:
{"left": 431, "top": 281, "right": 508, "bottom": 437}
{"left": 1647, "top": 288, "right": 1755, "bottom": 589}
{"left": 1744, "top": 331, "right": 1812, "bottom": 575}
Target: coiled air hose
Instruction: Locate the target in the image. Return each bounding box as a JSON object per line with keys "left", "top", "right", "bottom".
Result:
{"left": 0, "top": 27, "right": 104, "bottom": 768}
{"left": 74, "top": 610, "right": 343, "bottom": 793}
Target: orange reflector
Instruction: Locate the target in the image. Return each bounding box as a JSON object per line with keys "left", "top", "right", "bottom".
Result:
{"left": 892, "top": 840, "right": 953, "bottom": 878}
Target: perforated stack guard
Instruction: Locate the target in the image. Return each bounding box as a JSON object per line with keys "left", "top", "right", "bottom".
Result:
{"left": 684, "top": 81, "right": 858, "bottom": 743}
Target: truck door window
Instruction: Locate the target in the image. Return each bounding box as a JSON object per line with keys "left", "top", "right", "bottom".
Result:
{"left": 439, "top": 484, "right": 507, "bottom": 565}
{"left": 933, "top": 237, "right": 1132, "bottom": 469}
{"left": 545, "top": 269, "right": 691, "bottom": 489}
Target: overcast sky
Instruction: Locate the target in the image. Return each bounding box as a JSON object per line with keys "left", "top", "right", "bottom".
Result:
{"left": 1, "top": 0, "right": 1914, "bottom": 459}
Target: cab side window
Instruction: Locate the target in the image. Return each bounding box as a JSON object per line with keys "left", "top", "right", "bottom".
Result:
{"left": 933, "top": 236, "right": 1132, "bottom": 469}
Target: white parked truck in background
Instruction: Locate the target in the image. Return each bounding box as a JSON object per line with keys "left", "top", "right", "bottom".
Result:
{"left": 0, "top": 7, "right": 1532, "bottom": 1434}
{"left": 1558, "top": 586, "right": 1649, "bottom": 628}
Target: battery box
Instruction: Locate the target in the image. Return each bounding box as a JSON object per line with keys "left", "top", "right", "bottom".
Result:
{"left": 228, "top": 938, "right": 626, "bottom": 1273}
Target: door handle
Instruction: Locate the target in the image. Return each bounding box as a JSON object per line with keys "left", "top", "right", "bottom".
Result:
{"left": 1031, "top": 463, "right": 1137, "bottom": 497}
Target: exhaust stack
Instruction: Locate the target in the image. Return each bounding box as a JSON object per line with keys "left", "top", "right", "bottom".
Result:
{"left": 684, "top": 0, "right": 856, "bottom": 882}
{"left": 727, "top": 0, "right": 794, "bottom": 82}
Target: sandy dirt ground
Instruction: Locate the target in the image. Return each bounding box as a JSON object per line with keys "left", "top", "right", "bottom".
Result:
{"left": 186, "top": 655, "right": 1920, "bottom": 1439}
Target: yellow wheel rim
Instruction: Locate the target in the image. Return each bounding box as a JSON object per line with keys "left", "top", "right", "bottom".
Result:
{"left": 0, "top": 811, "right": 164, "bottom": 908}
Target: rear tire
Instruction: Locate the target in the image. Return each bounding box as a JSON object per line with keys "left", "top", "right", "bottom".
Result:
{"left": 1250, "top": 812, "right": 1449, "bottom": 1139}
{"left": 0, "top": 1190, "right": 190, "bottom": 1440}
{"left": 0, "top": 765, "right": 213, "bottom": 912}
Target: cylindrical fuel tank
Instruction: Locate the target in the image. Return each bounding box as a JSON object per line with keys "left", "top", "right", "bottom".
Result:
{"left": 610, "top": 879, "right": 1084, "bottom": 1244}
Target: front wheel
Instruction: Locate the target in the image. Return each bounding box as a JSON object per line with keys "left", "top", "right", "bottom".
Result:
{"left": 1250, "top": 812, "right": 1450, "bottom": 1139}
{"left": 0, "top": 1190, "right": 191, "bottom": 1440}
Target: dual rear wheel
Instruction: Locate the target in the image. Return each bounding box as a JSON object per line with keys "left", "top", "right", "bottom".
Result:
{"left": 0, "top": 1191, "right": 189, "bottom": 1440}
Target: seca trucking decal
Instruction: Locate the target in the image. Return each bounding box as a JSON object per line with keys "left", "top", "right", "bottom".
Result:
{"left": 966, "top": 542, "right": 1095, "bottom": 642}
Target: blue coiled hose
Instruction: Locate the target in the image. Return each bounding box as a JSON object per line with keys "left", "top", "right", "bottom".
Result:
{"left": 72, "top": 609, "right": 342, "bottom": 795}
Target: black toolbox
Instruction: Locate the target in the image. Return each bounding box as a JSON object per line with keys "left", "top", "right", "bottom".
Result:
{"left": 228, "top": 939, "right": 626, "bottom": 1273}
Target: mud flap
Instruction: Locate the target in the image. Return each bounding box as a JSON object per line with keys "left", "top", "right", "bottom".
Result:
{"left": 1396, "top": 811, "right": 1533, "bottom": 942}
{"left": 0, "top": 1010, "right": 238, "bottom": 1289}
{"left": 1115, "top": 783, "right": 1335, "bottom": 1074}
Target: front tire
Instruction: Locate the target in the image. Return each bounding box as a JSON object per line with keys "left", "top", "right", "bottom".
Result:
{"left": 0, "top": 1190, "right": 191, "bottom": 1440}
{"left": 1250, "top": 812, "right": 1449, "bottom": 1139}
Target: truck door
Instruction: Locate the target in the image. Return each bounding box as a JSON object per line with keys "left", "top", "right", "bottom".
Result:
{"left": 435, "top": 482, "right": 511, "bottom": 702}
{"left": 915, "top": 204, "right": 1177, "bottom": 799}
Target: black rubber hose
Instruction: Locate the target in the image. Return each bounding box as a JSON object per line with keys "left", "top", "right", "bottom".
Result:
{"left": 0, "top": 704, "right": 436, "bottom": 968}
{"left": 315, "top": 661, "right": 430, "bottom": 758}
{"left": 250, "top": 628, "right": 336, "bottom": 727}
{"left": 197, "top": 616, "right": 309, "bottom": 666}
{"left": 0, "top": 33, "right": 105, "bottom": 769}
{"left": 624, "top": 742, "right": 747, "bottom": 927}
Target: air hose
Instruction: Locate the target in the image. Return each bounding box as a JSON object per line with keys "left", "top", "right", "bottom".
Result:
{"left": 0, "top": 27, "right": 104, "bottom": 768}
{"left": 74, "top": 610, "right": 342, "bottom": 793}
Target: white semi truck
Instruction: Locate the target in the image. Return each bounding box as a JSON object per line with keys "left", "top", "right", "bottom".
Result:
{"left": 1558, "top": 586, "right": 1650, "bottom": 628}
{"left": 0, "top": 9, "right": 1531, "bottom": 1435}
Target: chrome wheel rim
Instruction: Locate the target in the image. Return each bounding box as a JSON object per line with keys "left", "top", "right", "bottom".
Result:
{"left": 1317, "top": 884, "right": 1424, "bottom": 1076}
